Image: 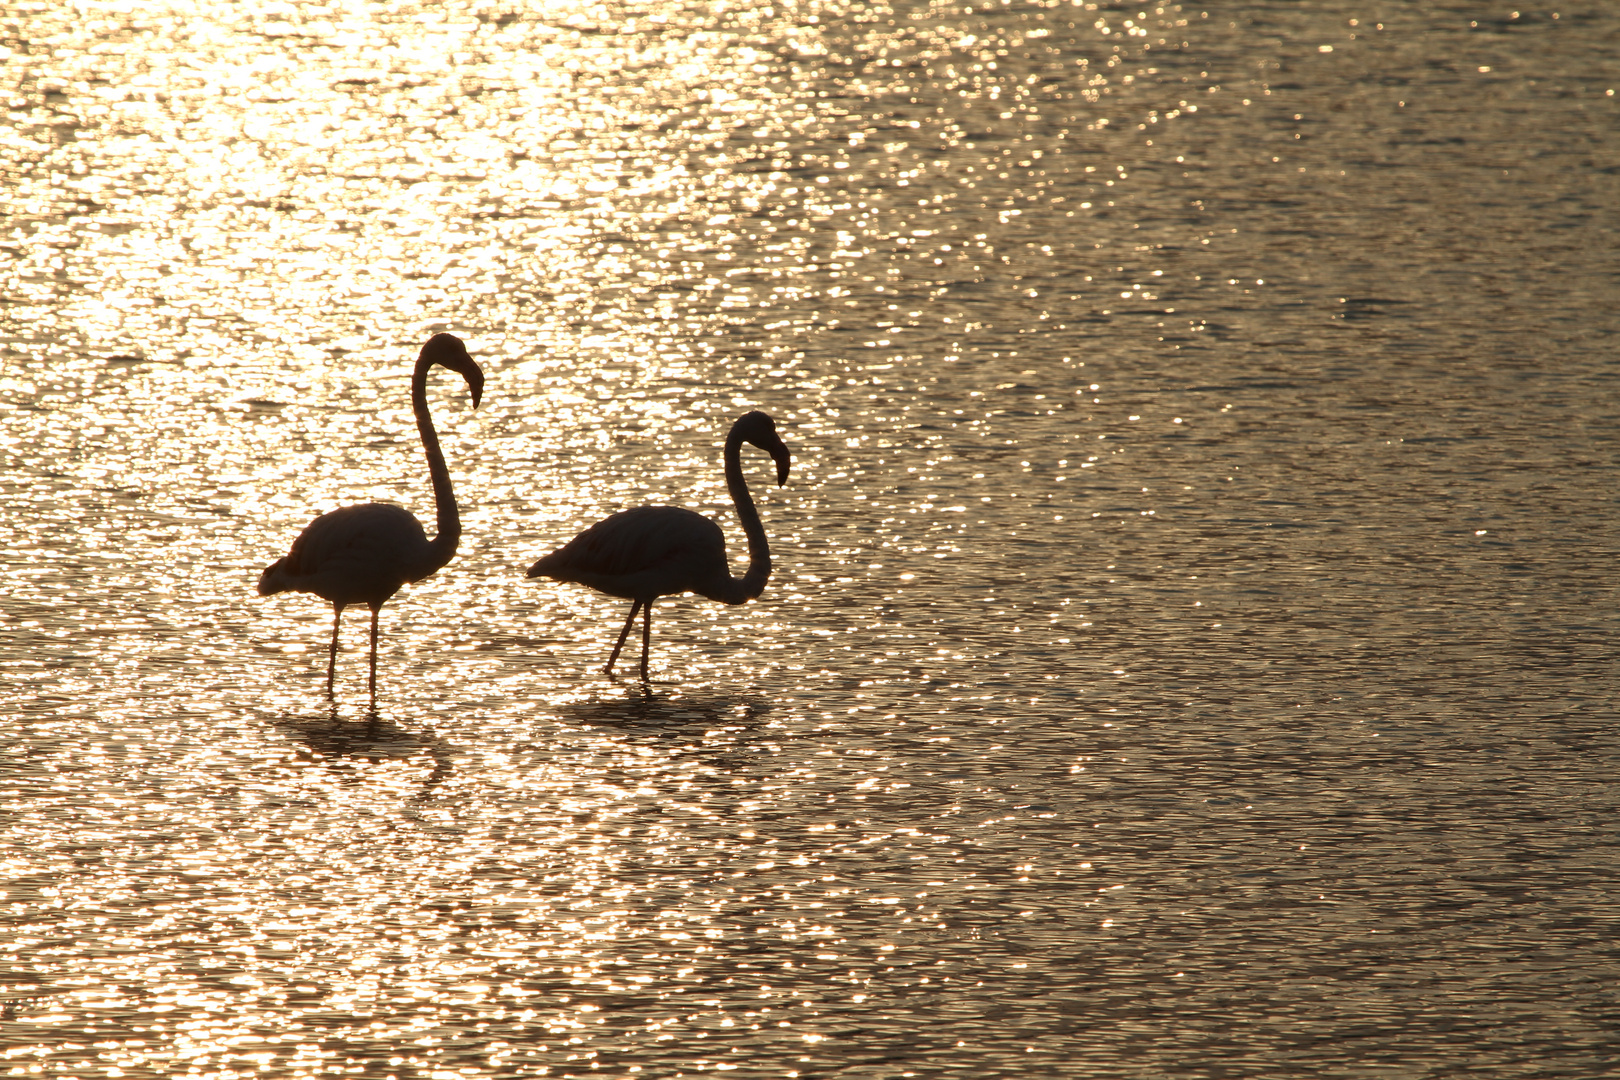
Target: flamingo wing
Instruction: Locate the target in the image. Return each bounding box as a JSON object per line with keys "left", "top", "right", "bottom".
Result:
{"left": 258, "top": 502, "right": 432, "bottom": 605}
{"left": 527, "top": 505, "right": 728, "bottom": 601}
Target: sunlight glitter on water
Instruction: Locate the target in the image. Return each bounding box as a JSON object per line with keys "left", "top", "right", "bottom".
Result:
{"left": 5, "top": 1, "right": 1620, "bottom": 1077}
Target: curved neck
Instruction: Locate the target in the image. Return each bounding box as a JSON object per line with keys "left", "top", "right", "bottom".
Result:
{"left": 723, "top": 426, "right": 771, "bottom": 602}
{"left": 414, "top": 353, "right": 459, "bottom": 569}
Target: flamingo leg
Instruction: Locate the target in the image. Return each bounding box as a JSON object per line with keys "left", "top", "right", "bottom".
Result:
{"left": 605, "top": 601, "right": 641, "bottom": 675}
{"left": 639, "top": 600, "right": 653, "bottom": 680}
{"left": 327, "top": 604, "right": 343, "bottom": 697}
{"left": 367, "top": 604, "right": 381, "bottom": 701}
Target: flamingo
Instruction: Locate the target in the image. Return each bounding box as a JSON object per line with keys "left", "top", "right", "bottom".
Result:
{"left": 526, "top": 410, "right": 791, "bottom": 679}
{"left": 257, "top": 333, "right": 484, "bottom": 698}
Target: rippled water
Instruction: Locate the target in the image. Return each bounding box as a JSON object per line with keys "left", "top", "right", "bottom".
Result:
{"left": 4, "top": 2, "right": 1618, "bottom": 1076}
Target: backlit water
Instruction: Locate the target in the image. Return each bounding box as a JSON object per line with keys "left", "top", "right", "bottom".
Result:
{"left": 3, "top": 2, "right": 1617, "bottom": 1076}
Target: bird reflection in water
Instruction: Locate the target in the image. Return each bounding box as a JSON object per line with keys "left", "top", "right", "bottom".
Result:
{"left": 273, "top": 702, "right": 456, "bottom": 816}
{"left": 555, "top": 686, "right": 773, "bottom": 738}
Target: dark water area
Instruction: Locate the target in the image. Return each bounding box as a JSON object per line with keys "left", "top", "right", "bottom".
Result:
{"left": 2, "top": 2, "right": 1617, "bottom": 1076}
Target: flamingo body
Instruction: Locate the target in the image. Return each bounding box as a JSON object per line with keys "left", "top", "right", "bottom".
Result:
{"left": 527, "top": 410, "right": 790, "bottom": 678}
{"left": 258, "top": 502, "right": 434, "bottom": 609}
{"left": 258, "top": 333, "right": 483, "bottom": 698}
{"left": 527, "top": 505, "right": 735, "bottom": 604}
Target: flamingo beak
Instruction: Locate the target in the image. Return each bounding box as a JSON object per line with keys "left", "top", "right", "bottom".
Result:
{"left": 465, "top": 362, "right": 485, "bottom": 409}
{"left": 772, "top": 442, "right": 791, "bottom": 486}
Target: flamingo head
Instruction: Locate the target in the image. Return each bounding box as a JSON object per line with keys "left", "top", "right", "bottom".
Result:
{"left": 737, "top": 410, "right": 791, "bottom": 486}
{"left": 421, "top": 333, "right": 484, "bottom": 408}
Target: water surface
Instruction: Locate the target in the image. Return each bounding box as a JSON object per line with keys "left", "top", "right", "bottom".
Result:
{"left": 3, "top": 2, "right": 1618, "bottom": 1076}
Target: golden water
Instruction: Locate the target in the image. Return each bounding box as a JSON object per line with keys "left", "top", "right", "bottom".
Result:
{"left": 3, "top": 3, "right": 1617, "bottom": 1076}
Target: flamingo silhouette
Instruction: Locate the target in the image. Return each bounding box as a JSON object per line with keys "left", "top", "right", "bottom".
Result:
{"left": 526, "top": 410, "right": 791, "bottom": 679}
{"left": 258, "top": 333, "right": 484, "bottom": 698}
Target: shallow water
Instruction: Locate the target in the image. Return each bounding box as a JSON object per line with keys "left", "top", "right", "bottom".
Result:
{"left": 3, "top": 2, "right": 1618, "bottom": 1077}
